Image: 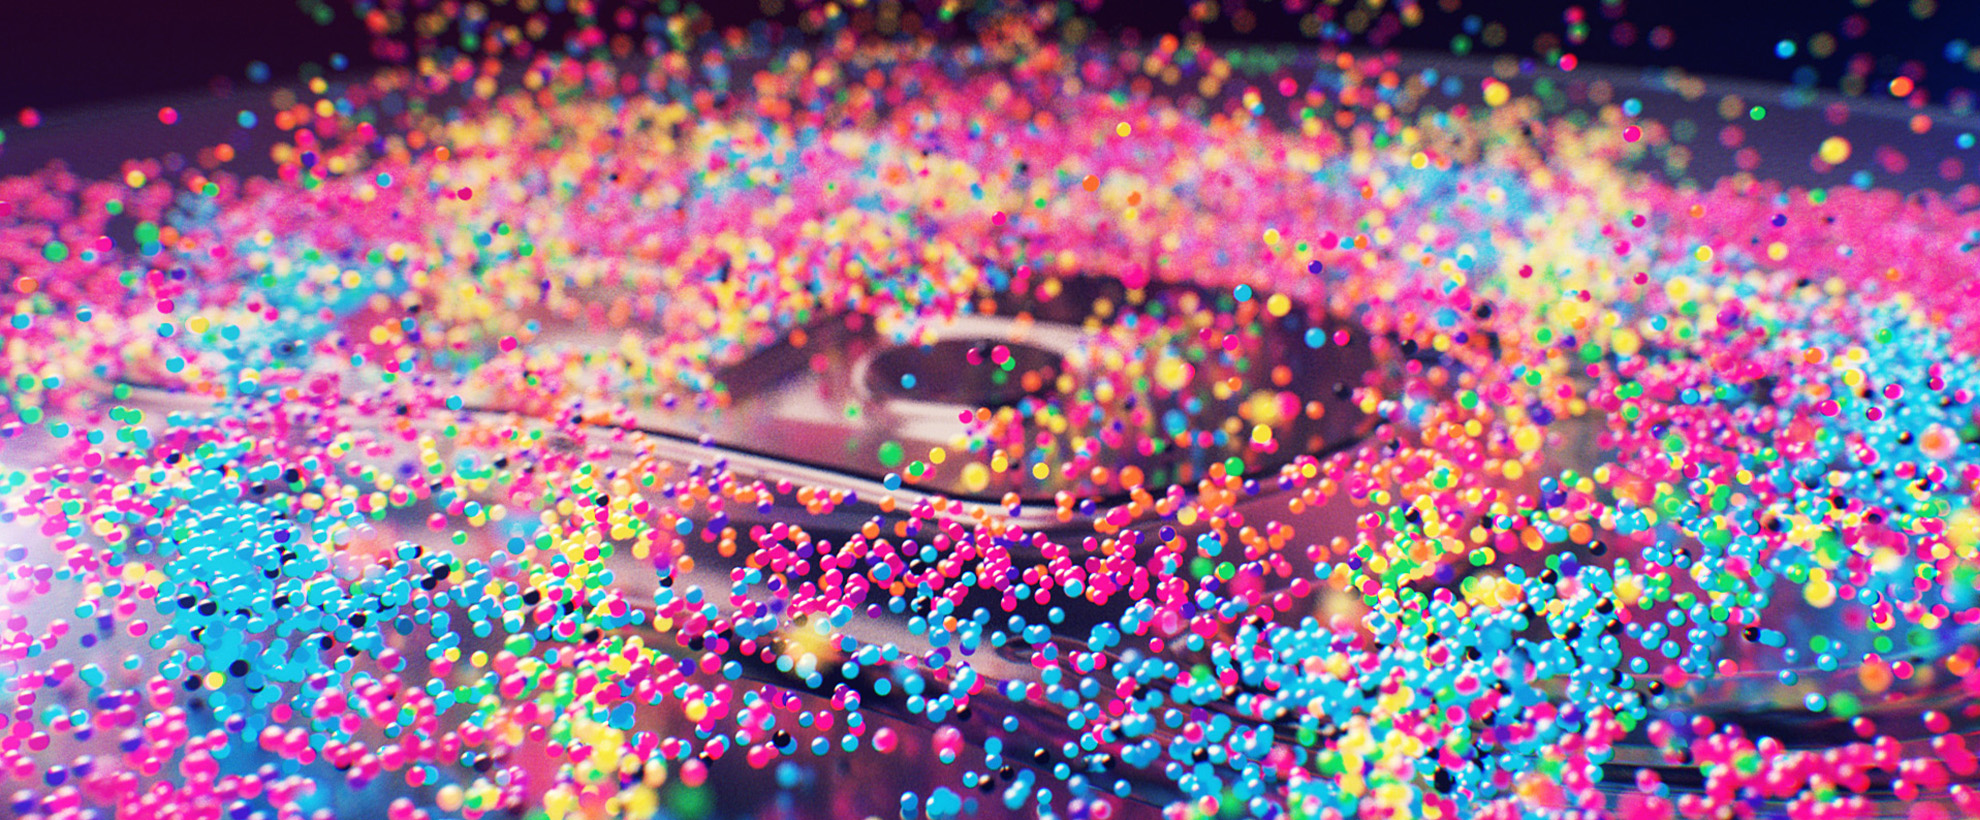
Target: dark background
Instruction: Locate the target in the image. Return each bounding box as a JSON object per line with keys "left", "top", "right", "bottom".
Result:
{"left": 0, "top": 1, "right": 1973, "bottom": 115}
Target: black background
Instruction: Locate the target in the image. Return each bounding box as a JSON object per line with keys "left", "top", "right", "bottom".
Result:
{"left": 0, "top": 1, "right": 1972, "bottom": 115}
